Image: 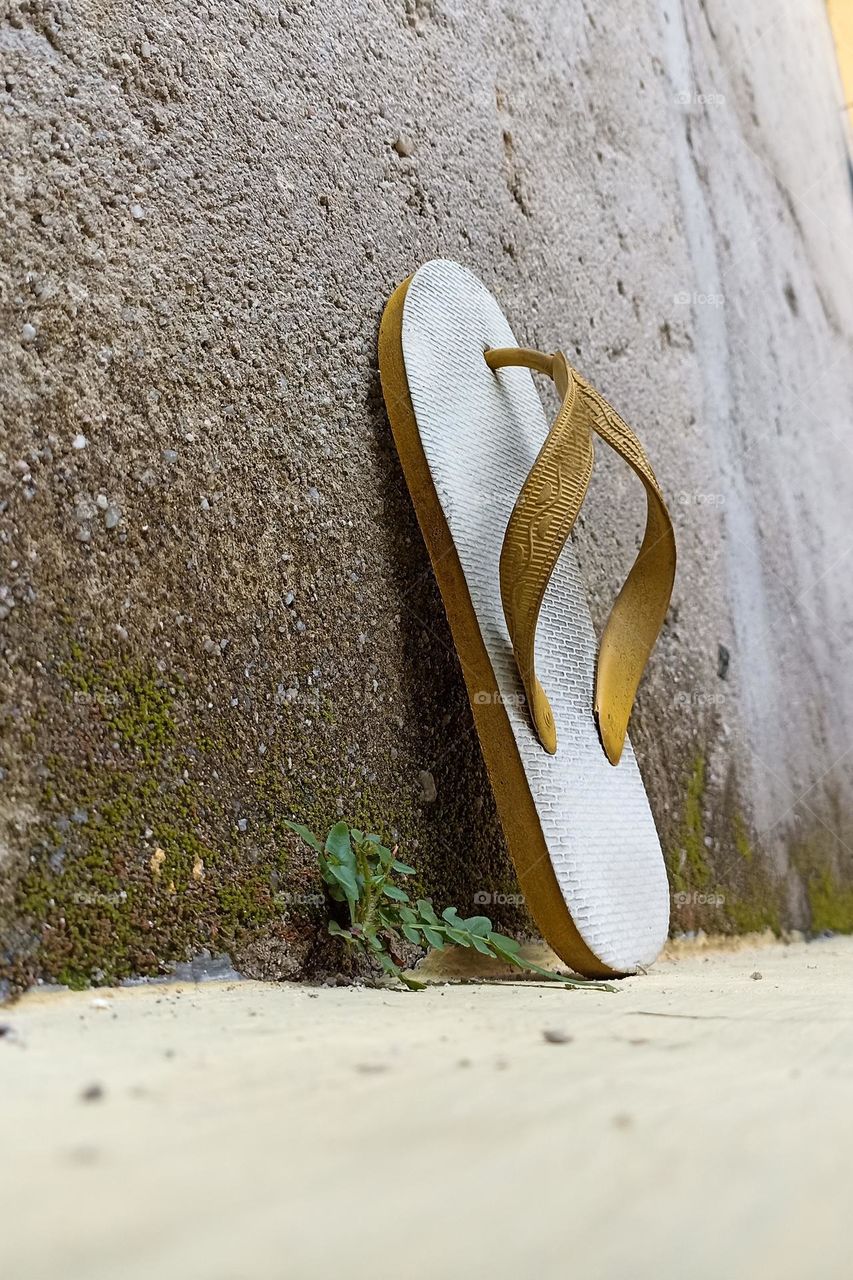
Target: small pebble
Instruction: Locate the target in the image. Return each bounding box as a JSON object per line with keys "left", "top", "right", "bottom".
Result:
{"left": 750, "top": 971, "right": 763, "bottom": 981}
{"left": 21, "top": 322, "right": 37, "bottom": 343}
{"left": 392, "top": 133, "right": 414, "bottom": 157}
{"left": 542, "top": 1028, "right": 573, "bottom": 1045}
{"left": 80, "top": 1082, "right": 105, "bottom": 1102}
{"left": 72, "top": 434, "right": 88, "bottom": 450}
{"left": 237, "top": 818, "right": 248, "bottom": 833}
{"left": 89, "top": 997, "right": 110, "bottom": 1010}
{"left": 418, "top": 770, "right": 437, "bottom": 803}
{"left": 104, "top": 506, "right": 121, "bottom": 529}
{"left": 130, "top": 203, "right": 145, "bottom": 221}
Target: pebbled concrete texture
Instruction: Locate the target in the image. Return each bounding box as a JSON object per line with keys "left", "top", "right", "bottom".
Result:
{"left": 1, "top": 0, "right": 853, "bottom": 991}
{"left": 2, "top": 936, "right": 852, "bottom": 1280}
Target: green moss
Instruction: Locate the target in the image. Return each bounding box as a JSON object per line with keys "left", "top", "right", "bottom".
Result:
{"left": 6, "top": 648, "right": 227, "bottom": 987}
{"left": 806, "top": 869, "right": 853, "bottom": 933}
{"left": 718, "top": 811, "right": 782, "bottom": 935}
{"left": 726, "top": 896, "right": 781, "bottom": 936}
{"left": 791, "top": 836, "right": 853, "bottom": 935}
{"left": 733, "top": 813, "right": 753, "bottom": 862}
{"left": 668, "top": 753, "right": 711, "bottom": 891}
{"left": 104, "top": 671, "right": 176, "bottom": 762}
{"left": 58, "top": 656, "right": 177, "bottom": 763}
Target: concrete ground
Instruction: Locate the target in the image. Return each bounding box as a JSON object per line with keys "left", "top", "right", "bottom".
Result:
{"left": 3, "top": 936, "right": 852, "bottom": 1279}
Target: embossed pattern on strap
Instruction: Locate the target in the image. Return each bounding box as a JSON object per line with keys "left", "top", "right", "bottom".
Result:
{"left": 486, "top": 348, "right": 676, "bottom": 765}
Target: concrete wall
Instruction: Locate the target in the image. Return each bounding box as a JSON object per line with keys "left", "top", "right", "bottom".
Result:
{"left": 2, "top": 0, "right": 853, "bottom": 992}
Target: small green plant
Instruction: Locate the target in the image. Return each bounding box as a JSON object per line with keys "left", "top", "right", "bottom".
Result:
{"left": 285, "top": 820, "right": 613, "bottom": 992}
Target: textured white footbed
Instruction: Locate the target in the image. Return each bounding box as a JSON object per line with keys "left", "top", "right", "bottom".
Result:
{"left": 401, "top": 260, "right": 670, "bottom": 972}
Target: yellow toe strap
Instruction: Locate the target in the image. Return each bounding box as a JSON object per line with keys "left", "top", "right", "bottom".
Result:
{"left": 485, "top": 347, "right": 676, "bottom": 765}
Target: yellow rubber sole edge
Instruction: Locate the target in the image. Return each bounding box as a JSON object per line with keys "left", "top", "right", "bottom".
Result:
{"left": 378, "top": 275, "right": 620, "bottom": 980}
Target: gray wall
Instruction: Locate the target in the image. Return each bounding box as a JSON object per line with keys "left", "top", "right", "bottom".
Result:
{"left": 2, "top": 0, "right": 853, "bottom": 991}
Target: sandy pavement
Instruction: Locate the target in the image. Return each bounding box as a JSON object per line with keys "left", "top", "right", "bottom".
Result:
{"left": 2, "top": 936, "right": 852, "bottom": 1279}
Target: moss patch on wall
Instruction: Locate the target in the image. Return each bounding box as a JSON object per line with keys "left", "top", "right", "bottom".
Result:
{"left": 666, "top": 752, "right": 783, "bottom": 937}
{"left": 793, "top": 836, "right": 853, "bottom": 934}
{"left": 1, "top": 601, "right": 505, "bottom": 995}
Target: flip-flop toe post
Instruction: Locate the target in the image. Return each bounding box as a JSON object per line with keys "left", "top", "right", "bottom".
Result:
{"left": 379, "top": 260, "right": 676, "bottom": 978}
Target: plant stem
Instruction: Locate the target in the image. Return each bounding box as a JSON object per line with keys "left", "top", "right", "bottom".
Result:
{"left": 354, "top": 839, "right": 375, "bottom": 932}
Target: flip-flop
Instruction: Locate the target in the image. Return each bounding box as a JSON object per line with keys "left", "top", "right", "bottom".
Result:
{"left": 378, "top": 260, "right": 676, "bottom": 977}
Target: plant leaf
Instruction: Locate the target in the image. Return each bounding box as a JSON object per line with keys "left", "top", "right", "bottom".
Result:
{"left": 325, "top": 821, "right": 355, "bottom": 865}
{"left": 382, "top": 884, "right": 410, "bottom": 902}
{"left": 401, "top": 924, "right": 422, "bottom": 945}
{"left": 444, "top": 926, "right": 472, "bottom": 947}
{"left": 421, "top": 924, "right": 444, "bottom": 949}
{"left": 376, "top": 951, "right": 401, "bottom": 977}
{"left": 416, "top": 899, "right": 439, "bottom": 925}
{"left": 283, "top": 820, "right": 323, "bottom": 852}
{"left": 488, "top": 932, "right": 521, "bottom": 954}
{"left": 392, "top": 860, "right": 417, "bottom": 876}
{"left": 327, "top": 861, "right": 359, "bottom": 907}
{"left": 462, "top": 915, "right": 493, "bottom": 936}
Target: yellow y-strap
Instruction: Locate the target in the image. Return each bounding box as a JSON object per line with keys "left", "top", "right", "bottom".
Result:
{"left": 485, "top": 347, "right": 676, "bottom": 766}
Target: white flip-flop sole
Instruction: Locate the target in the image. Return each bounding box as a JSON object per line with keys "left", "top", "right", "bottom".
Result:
{"left": 382, "top": 259, "right": 669, "bottom": 974}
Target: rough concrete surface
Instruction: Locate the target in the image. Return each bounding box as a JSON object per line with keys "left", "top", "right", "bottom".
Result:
{"left": 2, "top": 0, "right": 853, "bottom": 990}
{"left": 2, "top": 936, "right": 852, "bottom": 1279}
